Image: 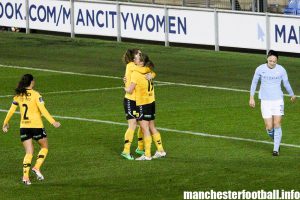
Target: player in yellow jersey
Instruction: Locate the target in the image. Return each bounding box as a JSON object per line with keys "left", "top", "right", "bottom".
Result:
{"left": 121, "top": 49, "right": 155, "bottom": 160}
{"left": 125, "top": 53, "right": 166, "bottom": 160}
{"left": 2, "top": 74, "right": 61, "bottom": 185}
{"left": 121, "top": 49, "right": 156, "bottom": 160}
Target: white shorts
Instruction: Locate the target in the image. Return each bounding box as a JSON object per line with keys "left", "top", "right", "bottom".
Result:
{"left": 260, "top": 99, "right": 284, "bottom": 119}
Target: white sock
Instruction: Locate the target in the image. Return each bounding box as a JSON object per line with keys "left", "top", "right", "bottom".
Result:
{"left": 273, "top": 127, "right": 282, "bottom": 152}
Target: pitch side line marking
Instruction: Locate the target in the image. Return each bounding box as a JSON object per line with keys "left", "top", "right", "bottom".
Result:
{"left": 0, "top": 109, "right": 299, "bottom": 149}
{"left": 0, "top": 64, "right": 259, "bottom": 94}
{"left": 0, "top": 87, "right": 124, "bottom": 98}
{"left": 1, "top": 64, "right": 298, "bottom": 97}
{"left": 0, "top": 83, "right": 172, "bottom": 98}
{"left": 0, "top": 64, "right": 122, "bottom": 79}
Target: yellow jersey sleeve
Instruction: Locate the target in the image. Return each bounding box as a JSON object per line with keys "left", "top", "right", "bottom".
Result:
{"left": 151, "top": 71, "right": 156, "bottom": 79}
{"left": 124, "top": 62, "right": 136, "bottom": 100}
{"left": 3, "top": 96, "right": 19, "bottom": 125}
{"left": 35, "top": 92, "right": 56, "bottom": 125}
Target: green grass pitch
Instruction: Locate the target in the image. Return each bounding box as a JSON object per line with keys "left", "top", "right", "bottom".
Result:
{"left": 0, "top": 32, "right": 300, "bottom": 199}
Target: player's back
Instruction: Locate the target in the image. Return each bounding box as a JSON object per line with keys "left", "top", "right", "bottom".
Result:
{"left": 14, "top": 89, "right": 44, "bottom": 128}
{"left": 131, "top": 68, "right": 155, "bottom": 106}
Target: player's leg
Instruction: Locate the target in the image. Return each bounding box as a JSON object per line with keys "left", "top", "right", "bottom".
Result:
{"left": 261, "top": 100, "right": 275, "bottom": 139}
{"left": 22, "top": 138, "right": 34, "bottom": 185}
{"left": 272, "top": 115, "right": 283, "bottom": 156}
{"left": 263, "top": 118, "right": 274, "bottom": 138}
{"left": 32, "top": 132, "right": 48, "bottom": 180}
{"left": 121, "top": 99, "right": 137, "bottom": 160}
{"left": 122, "top": 119, "right": 136, "bottom": 156}
{"left": 133, "top": 104, "right": 144, "bottom": 155}
{"left": 150, "top": 120, "right": 166, "bottom": 159}
{"left": 135, "top": 126, "right": 145, "bottom": 155}
{"left": 271, "top": 100, "right": 284, "bottom": 156}
{"left": 136, "top": 120, "right": 152, "bottom": 160}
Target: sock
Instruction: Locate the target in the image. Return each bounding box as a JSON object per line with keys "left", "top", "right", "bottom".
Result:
{"left": 122, "top": 128, "right": 134, "bottom": 154}
{"left": 137, "top": 127, "right": 144, "bottom": 150}
{"left": 34, "top": 148, "right": 48, "bottom": 170}
{"left": 23, "top": 154, "right": 33, "bottom": 178}
{"left": 144, "top": 136, "right": 152, "bottom": 158}
{"left": 266, "top": 128, "right": 274, "bottom": 139}
{"left": 152, "top": 132, "right": 164, "bottom": 152}
{"left": 273, "top": 127, "right": 282, "bottom": 152}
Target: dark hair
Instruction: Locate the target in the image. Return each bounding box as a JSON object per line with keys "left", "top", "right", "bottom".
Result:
{"left": 140, "top": 53, "right": 155, "bottom": 69}
{"left": 122, "top": 49, "right": 140, "bottom": 64}
{"left": 267, "top": 50, "right": 278, "bottom": 59}
{"left": 15, "top": 74, "right": 34, "bottom": 96}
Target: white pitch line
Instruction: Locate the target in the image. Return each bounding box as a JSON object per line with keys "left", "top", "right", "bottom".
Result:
{"left": 0, "top": 109, "right": 299, "bottom": 149}
{"left": 0, "top": 87, "right": 124, "bottom": 98}
{"left": 0, "top": 64, "right": 122, "bottom": 80}
{"left": 0, "top": 83, "right": 172, "bottom": 99}
{"left": 1, "top": 64, "right": 298, "bottom": 97}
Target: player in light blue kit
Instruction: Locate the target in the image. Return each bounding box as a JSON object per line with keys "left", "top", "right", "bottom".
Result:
{"left": 249, "top": 50, "right": 296, "bottom": 156}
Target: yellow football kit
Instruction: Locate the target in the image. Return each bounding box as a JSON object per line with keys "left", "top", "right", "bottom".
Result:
{"left": 122, "top": 63, "right": 156, "bottom": 156}
{"left": 3, "top": 89, "right": 55, "bottom": 180}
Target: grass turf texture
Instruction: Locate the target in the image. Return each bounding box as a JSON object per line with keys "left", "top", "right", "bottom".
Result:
{"left": 0, "top": 32, "right": 300, "bottom": 199}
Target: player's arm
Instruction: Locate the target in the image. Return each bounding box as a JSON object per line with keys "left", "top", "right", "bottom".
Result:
{"left": 124, "top": 82, "right": 136, "bottom": 94}
{"left": 125, "top": 72, "right": 137, "bottom": 94}
{"left": 145, "top": 71, "right": 156, "bottom": 80}
{"left": 249, "top": 68, "right": 261, "bottom": 108}
{"left": 282, "top": 69, "right": 296, "bottom": 102}
{"left": 3, "top": 101, "right": 18, "bottom": 133}
{"left": 36, "top": 96, "right": 61, "bottom": 128}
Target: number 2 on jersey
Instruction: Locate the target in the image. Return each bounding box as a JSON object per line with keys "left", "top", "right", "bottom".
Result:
{"left": 22, "top": 104, "right": 29, "bottom": 120}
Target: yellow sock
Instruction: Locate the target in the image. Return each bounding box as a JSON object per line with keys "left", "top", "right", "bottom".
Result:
{"left": 152, "top": 132, "right": 164, "bottom": 152}
{"left": 144, "top": 136, "right": 152, "bottom": 158}
{"left": 34, "top": 148, "right": 48, "bottom": 170}
{"left": 137, "top": 127, "right": 144, "bottom": 150}
{"left": 23, "top": 154, "right": 33, "bottom": 178}
{"left": 123, "top": 128, "right": 134, "bottom": 154}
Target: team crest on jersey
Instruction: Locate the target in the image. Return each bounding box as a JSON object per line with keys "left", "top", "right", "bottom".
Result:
{"left": 39, "top": 97, "right": 44, "bottom": 103}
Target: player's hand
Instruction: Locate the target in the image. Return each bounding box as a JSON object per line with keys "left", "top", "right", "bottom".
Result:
{"left": 291, "top": 95, "right": 296, "bottom": 103}
{"left": 52, "top": 121, "right": 61, "bottom": 128}
{"left": 2, "top": 124, "right": 9, "bottom": 133}
{"left": 249, "top": 98, "right": 255, "bottom": 108}
{"left": 145, "top": 73, "right": 152, "bottom": 81}
{"left": 123, "top": 76, "right": 127, "bottom": 84}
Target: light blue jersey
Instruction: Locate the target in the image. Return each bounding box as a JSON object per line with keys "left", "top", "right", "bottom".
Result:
{"left": 250, "top": 63, "right": 294, "bottom": 100}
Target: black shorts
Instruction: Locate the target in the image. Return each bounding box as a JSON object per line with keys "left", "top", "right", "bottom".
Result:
{"left": 123, "top": 98, "right": 138, "bottom": 120}
{"left": 137, "top": 102, "right": 155, "bottom": 121}
{"left": 20, "top": 128, "right": 47, "bottom": 142}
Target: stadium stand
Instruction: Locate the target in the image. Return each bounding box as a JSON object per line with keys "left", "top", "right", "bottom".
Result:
{"left": 283, "top": 0, "right": 300, "bottom": 14}
{"left": 107, "top": 0, "right": 289, "bottom": 12}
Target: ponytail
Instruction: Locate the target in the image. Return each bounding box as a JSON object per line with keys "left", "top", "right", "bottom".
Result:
{"left": 15, "top": 74, "right": 33, "bottom": 96}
